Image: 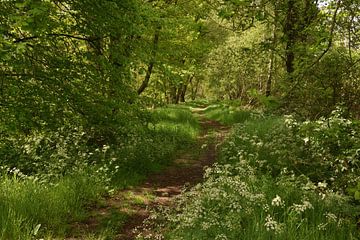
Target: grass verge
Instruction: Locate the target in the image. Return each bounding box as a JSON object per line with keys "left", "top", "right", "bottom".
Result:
{"left": 0, "top": 105, "right": 200, "bottom": 239}
{"left": 142, "top": 104, "right": 360, "bottom": 240}
{"left": 0, "top": 169, "right": 106, "bottom": 239}
{"left": 203, "top": 102, "right": 259, "bottom": 125}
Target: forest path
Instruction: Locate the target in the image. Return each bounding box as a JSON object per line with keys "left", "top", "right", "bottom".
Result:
{"left": 68, "top": 107, "right": 229, "bottom": 240}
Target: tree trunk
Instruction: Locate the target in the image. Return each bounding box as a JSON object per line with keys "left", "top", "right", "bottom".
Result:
{"left": 179, "top": 82, "right": 187, "bottom": 103}
{"left": 170, "top": 85, "right": 178, "bottom": 104}
{"left": 137, "top": 61, "right": 155, "bottom": 95}
{"left": 189, "top": 76, "right": 199, "bottom": 100}
{"left": 284, "top": 0, "right": 296, "bottom": 75}
{"left": 137, "top": 27, "right": 160, "bottom": 95}
{"left": 266, "top": 8, "right": 278, "bottom": 97}
{"left": 266, "top": 55, "right": 274, "bottom": 97}
{"left": 179, "top": 75, "right": 193, "bottom": 102}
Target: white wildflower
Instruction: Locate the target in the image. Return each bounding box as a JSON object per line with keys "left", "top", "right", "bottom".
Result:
{"left": 317, "top": 181, "right": 328, "bottom": 189}
{"left": 102, "top": 144, "right": 110, "bottom": 152}
{"left": 264, "top": 215, "right": 283, "bottom": 234}
{"left": 215, "top": 234, "right": 228, "bottom": 240}
{"left": 325, "top": 213, "right": 337, "bottom": 223}
{"left": 280, "top": 168, "right": 288, "bottom": 175}
{"left": 302, "top": 181, "right": 316, "bottom": 191}
{"left": 318, "top": 222, "right": 328, "bottom": 231}
{"left": 271, "top": 195, "right": 283, "bottom": 207}
{"left": 263, "top": 204, "right": 270, "bottom": 212}
{"left": 290, "top": 200, "right": 313, "bottom": 214}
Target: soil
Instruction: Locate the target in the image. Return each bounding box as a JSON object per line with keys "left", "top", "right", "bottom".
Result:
{"left": 67, "top": 108, "right": 229, "bottom": 240}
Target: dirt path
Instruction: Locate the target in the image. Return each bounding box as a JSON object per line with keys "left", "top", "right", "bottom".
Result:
{"left": 68, "top": 108, "right": 229, "bottom": 240}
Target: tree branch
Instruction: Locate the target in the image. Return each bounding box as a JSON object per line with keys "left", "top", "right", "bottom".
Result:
{"left": 137, "top": 26, "right": 161, "bottom": 95}
{"left": 13, "top": 33, "right": 95, "bottom": 43}
{"left": 283, "top": 0, "right": 342, "bottom": 98}
{"left": 308, "top": 0, "right": 341, "bottom": 69}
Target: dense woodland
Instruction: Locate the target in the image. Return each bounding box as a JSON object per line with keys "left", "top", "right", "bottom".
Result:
{"left": 1, "top": 0, "right": 360, "bottom": 239}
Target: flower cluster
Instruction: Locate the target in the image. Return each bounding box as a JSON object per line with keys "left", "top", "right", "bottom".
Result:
{"left": 264, "top": 214, "right": 283, "bottom": 234}
{"left": 139, "top": 112, "right": 360, "bottom": 240}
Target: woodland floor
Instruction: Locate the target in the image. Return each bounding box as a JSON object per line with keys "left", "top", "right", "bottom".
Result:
{"left": 67, "top": 107, "right": 230, "bottom": 240}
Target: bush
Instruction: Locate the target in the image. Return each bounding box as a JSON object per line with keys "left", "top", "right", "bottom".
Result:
{"left": 0, "top": 105, "right": 200, "bottom": 238}
{"left": 145, "top": 107, "right": 360, "bottom": 240}
{"left": 162, "top": 164, "right": 358, "bottom": 240}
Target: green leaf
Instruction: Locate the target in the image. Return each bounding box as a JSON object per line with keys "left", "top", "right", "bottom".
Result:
{"left": 33, "top": 224, "right": 41, "bottom": 236}
{"left": 354, "top": 191, "right": 360, "bottom": 200}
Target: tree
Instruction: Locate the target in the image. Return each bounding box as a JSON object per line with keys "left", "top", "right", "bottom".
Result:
{"left": 202, "top": 0, "right": 360, "bottom": 116}
{"left": 0, "top": 0, "right": 145, "bottom": 138}
{"left": 133, "top": 0, "right": 217, "bottom": 103}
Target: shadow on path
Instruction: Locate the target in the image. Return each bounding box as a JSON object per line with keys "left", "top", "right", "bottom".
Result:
{"left": 67, "top": 107, "right": 230, "bottom": 240}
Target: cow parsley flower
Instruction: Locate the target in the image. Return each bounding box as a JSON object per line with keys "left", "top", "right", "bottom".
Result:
{"left": 264, "top": 215, "right": 283, "bottom": 233}
{"left": 271, "top": 195, "right": 283, "bottom": 207}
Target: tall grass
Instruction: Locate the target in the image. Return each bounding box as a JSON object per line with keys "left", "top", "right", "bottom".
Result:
{"left": 111, "top": 105, "right": 200, "bottom": 187}
{"left": 0, "top": 169, "right": 106, "bottom": 239}
{"left": 152, "top": 105, "right": 200, "bottom": 141}
{"left": 0, "top": 105, "right": 201, "bottom": 239}
{"left": 147, "top": 104, "right": 360, "bottom": 240}
{"left": 203, "top": 103, "right": 259, "bottom": 125}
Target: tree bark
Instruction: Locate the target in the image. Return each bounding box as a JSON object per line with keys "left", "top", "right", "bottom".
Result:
{"left": 170, "top": 85, "right": 178, "bottom": 104}
{"left": 284, "top": 0, "right": 297, "bottom": 76}
{"left": 190, "top": 77, "right": 200, "bottom": 100}
{"left": 137, "top": 61, "right": 155, "bottom": 95}
{"left": 266, "top": 54, "right": 275, "bottom": 97}
{"left": 266, "top": 7, "right": 278, "bottom": 97}
{"left": 137, "top": 27, "right": 160, "bottom": 95}
{"left": 179, "top": 75, "right": 193, "bottom": 102}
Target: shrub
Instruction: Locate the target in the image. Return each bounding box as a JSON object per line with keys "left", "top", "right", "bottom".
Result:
{"left": 144, "top": 107, "right": 360, "bottom": 240}
{"left": 162, "top": 164, "right": 358, "bottom": 240}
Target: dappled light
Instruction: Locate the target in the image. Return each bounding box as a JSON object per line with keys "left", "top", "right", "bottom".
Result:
{"left": 1, "top": 0, "right": 360, "bottom": 239}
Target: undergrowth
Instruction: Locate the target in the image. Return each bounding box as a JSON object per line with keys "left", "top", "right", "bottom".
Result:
{"left": 0, "top": 168, "right": 106, "bottom": 239}
{"left": 0, "top": 105, "right": 199, "bottom": 239}
{"left": 137, "top": 106, "right": 360, "bottom": 240}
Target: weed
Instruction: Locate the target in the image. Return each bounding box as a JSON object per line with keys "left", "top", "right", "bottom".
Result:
{"left": 142, "top": 105, "right": 360, "bottom": 240}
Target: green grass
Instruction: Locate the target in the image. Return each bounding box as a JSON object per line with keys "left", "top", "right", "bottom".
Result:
{"left": 152, "top": 105, "right": 200, "bottom": 141}
{"left": 111, "top": 105, "right": 200, "bottom": 188}
{"left": 96, "top": 209, "right": 129, "bottom": 238}
{"left": 85, "top": 105, "right": 201, "bottom": 239}
{"left": 0, "top": 101, "right": 201, "bottom": 240}
{"left": 151, "top": 103, "right": 360, "bottom": 240}
{"left": 203, "top": 103, "right": 259, "bottom": 125}
{"left": 0, "top": 170, "right": 106, "bottom": 239}
{"left": 164, "top": 171, "right": 358, "bottom": 239}
{"left": 182, "top": 99, "right": 212, "bottom": 108}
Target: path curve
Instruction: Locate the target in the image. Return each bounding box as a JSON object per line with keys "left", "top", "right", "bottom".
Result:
{"left": 117, "top": 108, "right": 229, "bottom": 239}
{"left": 67, "top": 108, "right": 229, "bottom": 240}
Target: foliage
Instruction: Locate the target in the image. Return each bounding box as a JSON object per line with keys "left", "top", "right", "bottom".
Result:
{"left": 111, "top": 105, "right": 200, "bottom": 187}
{"left": 202, "top": 0, "right": 360, "bottom": 118}
{"left": 1, "top": 0, "right": 142, "bottom": 134}
{"left": 286, "top": 47, "right": 360, "bottom": 118}
{"left": 284, "top": 108, "right": 360, "bottom": 190}
{"left": 140, "top": 105, "right": 360, "bottom": 240}
{"left": 1, "top": 0, "right": 360, "bottom": 238}
{"left": 205, "top": 26, "right": 273, "bottom": 102}
{"left": 204, "top": 102, "right": 261, "bottom": 125}
{"left": 0, "top": 168, "right": 107, "bottom": 239}
{"left": 0, "top": 105, "right": 199, "bottom": 239}
{"left": 220, "top": 107, "right": 360, "bottom": 191}
{"left": 132, "top": 0, "right": 221, "bottom": 104}
{"left": 162, "top": 165, "right": 358, "bottom": 240}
